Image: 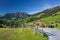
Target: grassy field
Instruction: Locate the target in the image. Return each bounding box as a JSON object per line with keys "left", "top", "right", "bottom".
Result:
{"left": 41, "top": 11, "right": 60, "bottom": 23}
{"left": 0, "top": 28, "right": 48, "bottom": 40}
{"left": 41, "top": 11, "right": 60, "bottom": 29}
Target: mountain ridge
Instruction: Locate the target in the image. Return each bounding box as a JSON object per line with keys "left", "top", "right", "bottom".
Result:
{"left": 0, "top": 12, "right": 30, "bottom": 20}
{"left": 0, "top": 6, "right": 60, "bottom": 28}
{"left": 27, "top": 6, "right": 60, "bottom": 21}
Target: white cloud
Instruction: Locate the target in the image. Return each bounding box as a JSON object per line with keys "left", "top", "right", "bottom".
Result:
{"left": 28, "top": 10, "right": 44, "bottom": 15}
{"left": 42, "top": 3, "right": 60, "bottom": 10}
{"left": 42, "top": 4, "right": 53, "bottom": 9}
{"left": 29, "top": 3, "right": 60, "bottom": 15}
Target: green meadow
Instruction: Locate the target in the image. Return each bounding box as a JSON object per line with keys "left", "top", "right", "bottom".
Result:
{"left": 41, "top": 11, "right": 60, "bottom": 29}
{"left": 0, "top": 28, "right": 48, "bottom": 40}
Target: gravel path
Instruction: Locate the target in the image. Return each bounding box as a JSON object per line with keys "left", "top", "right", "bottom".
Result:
{"left": 36, "top": 28, "right": 60, "bottom": 40}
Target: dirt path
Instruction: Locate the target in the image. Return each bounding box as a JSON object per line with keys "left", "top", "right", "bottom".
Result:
{"left": 36, "top": 28, "right": 60, "bottom": 40}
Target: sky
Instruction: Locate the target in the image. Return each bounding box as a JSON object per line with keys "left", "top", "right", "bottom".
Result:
{"left": 0, "top": 0, "right": 60, "bottom": 15}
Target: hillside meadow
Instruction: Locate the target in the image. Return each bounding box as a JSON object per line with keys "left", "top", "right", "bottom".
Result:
{"left": 41, "top": 11, "right": 60, "bottom": 29}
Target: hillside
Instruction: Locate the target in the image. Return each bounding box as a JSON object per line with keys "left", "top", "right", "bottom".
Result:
{"left": 41, "top": 11, "right": 60, "bottom": 29}
{"left": 41, "top": 11, "right": 60, "bottom": 23}
{"left": 26, "top": 6, "right": 60, "bottom": 28}
{"left": 27, "top": 6, "right": 60, "bottom": 21}
{"left": 0, "top": 6, "right": 60, "bottom": 28}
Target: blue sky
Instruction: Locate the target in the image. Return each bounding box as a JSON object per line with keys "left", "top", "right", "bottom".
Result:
{"left": 0, "top": 0, "right": 60, "bottom": 15}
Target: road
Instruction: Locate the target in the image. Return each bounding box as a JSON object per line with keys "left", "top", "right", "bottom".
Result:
{"left": 35, "top": 28, "right": 60, "bottom": 40}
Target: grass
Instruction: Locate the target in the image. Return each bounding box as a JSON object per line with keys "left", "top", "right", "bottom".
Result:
{"left": 41, "top": 11, "right": 60, "bottom": 23}
{"left": 41, "top": 11, "right": 60, "bottom": 29}
{"left": 0, "top": 28, "right": 48, "bottom": 40}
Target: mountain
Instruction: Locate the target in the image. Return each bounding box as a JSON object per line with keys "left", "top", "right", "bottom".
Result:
{"left": 0, "top": 12, "right": 30, "bottom": 20}
{"left": 1, "top": 6, "right": 60, "bottom": 20}
{"left": 0, "top": 6, "right": 60, "bottom": 28}
{"left": 26, "top": 6, "right": 60, "bottom": 28}
{"left": 27, "top": 6, "right": 60, "bottom": 21}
